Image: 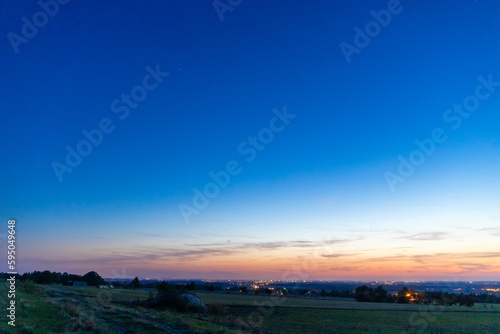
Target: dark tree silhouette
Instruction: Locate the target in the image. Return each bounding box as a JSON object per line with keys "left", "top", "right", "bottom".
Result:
{"left": 131, "top": 277, "right": 141, "bottom": 290}
{"left": 374, "top": 285, "right": 394, "bottom": 303}
{"left": 82, "top": 271, "right": 106, "bottom": 286}
{"left": 355, "top": 285, "right": 372, "bottom": 302}
{"left": 152, "top": 282, "right": 184, "bottom": 310}
{"left": 355, "top": 285, "right": 395, "bottom": 303}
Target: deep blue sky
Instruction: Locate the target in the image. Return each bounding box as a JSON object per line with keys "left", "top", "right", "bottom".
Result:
{"left": 1, "top": 0, "right": 500, "bottom": 279}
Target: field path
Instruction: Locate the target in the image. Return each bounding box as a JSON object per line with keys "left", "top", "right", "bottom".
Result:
{"left": 44, "top": 286, "right": 192, "bottom": 333}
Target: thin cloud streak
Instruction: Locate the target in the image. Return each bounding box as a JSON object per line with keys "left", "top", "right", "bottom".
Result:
{"left": 404, "top": 232, "right": 448, "bottom": 241}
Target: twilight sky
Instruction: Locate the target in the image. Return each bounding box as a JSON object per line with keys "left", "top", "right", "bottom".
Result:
{"left": 1, "top": 0, "right": 500, "bottom": 281}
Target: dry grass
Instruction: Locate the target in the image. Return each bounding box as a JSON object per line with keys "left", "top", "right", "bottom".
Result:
{"left": 62, "top": 301, "right": 80, "bottom": 317}
{"left": 207, "top": 303, "right": 228, "bottom": 316}
{"left": 19, "top": 280, "right": 45, "bottom": 296}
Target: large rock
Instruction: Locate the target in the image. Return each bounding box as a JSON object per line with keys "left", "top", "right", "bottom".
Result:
{"left": 181, "top": 294, "right": 208, "bottom": 313}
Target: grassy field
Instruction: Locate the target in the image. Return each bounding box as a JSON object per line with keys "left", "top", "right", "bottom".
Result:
{"left": 0, "top": 280, "right": 65, "bottom": 333}
{"left": 196, "top": 291, "right": 500, "bottom": 312}
{"left": 1, "top": 282, "right": 499, "bottom": 333}
{"left": 198, "top": 292, "right": 500, "bottom": 333}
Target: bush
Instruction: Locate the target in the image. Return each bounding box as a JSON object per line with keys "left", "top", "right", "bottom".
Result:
{"left": 62, "top": 302, "right": 79, "bottom": 317}
{"left": 19, "top": 280, "right": 45, "bottom": 296}
{"left": 207, "top": 303, "right": 227, "bottom": 315}
{"left": 82, "top": 271, "right": 106, "bottom": 286}
{"left": 149, "top": 282, "right": 186, "bottom": 311}
{"left": 147, "top": 282, "right": 208, "bottom": 313}
{"left": 355, "top": 285, "right": 395, "bottom": 303}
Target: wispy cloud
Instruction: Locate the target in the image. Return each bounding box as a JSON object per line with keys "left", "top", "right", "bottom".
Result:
{"left": 457, "top": 263, "right": 491, "bottom": 271}
{"left": 404, "top": 232, "right": 448, "bottom": 241}
{"left": 321, "top": 252, "right": 358, "bottom": 258}
{"left": 185, "top": 238, "right": 360, "bottom": 253}
{"left": 477, "top": 227, "right": 500, "bottom": 236}
{"left": 25, "top": 237, "right": 363, "bottom": 267}
{"left": 362, "top": 251, "right": 500, "bottom": 266}
{"left": 331, "top": 266, "right": 353, "bottom": 271}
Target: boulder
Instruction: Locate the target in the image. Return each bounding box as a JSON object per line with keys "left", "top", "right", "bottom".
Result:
{"left": 181, "top": 294, "right": 208, "bottom": 313}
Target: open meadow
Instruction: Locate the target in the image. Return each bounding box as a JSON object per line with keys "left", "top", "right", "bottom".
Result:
{"left": 1, "top": 281, "right": 499, "bottom": 333}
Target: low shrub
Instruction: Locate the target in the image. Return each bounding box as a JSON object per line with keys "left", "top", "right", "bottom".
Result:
{"left": 148, "top": 282, "right": 186, "bottom": 311}
{"left": 207, "top": 303, "right": 227, "bottom": 315}
{"left": 147, "top": 282, "right": 208, "bottom": 313}
{"left": 19, "top": 280, "right": 45, "bottom": 296}
{"left": 62, "top": 302, "right": 79, "bottom": 317}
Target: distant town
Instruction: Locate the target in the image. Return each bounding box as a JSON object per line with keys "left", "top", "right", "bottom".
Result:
{"left": 108, "top": 277, "right": 500, "bottom": 296}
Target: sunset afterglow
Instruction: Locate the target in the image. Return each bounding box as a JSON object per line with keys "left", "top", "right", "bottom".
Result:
{"left": 2, "top": 0, "right": 500, "bottom": 282}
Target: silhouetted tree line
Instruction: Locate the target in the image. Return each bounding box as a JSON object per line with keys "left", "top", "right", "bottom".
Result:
{"left": 0, "top": 273, "right": 21, "bottom": 280}
{"left": 473, "top": 293, "right": 500, "bottom": 304}
{"left": 247, "top": 287, "right": 355, "bottom": 297}
{"left": 254, "top": 287, "right": 273, "bottom": 295}
{"left": 320, "top": 289, "right": 355, "bottom": 298}
{"left": 424, "top": 291, "right": 474, "bottom": 307}
{"left": 355, "top": 285, "right": 395, "bottom": 303}
{"left": 152, "top": 281, "right": 198, "bottom": 293}
{"left": 112, "top": 280, "right": 200, "bottom": 291}
{"left": 15, "top": 270, "right": 106, "bottom": 286}
{"left": 354, "top": 285, "right": 500, "bottom": 306}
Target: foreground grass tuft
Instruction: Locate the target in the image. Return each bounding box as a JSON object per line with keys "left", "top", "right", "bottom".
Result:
{"left": 0, "top": 280, "right": 65, "bottom": 333}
